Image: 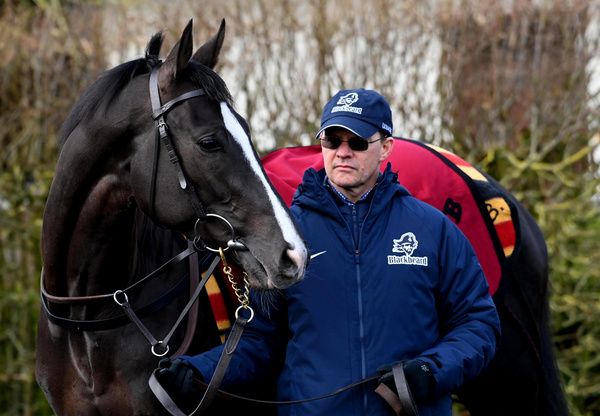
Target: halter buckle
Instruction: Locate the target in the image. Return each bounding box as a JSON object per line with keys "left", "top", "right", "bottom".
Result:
{"left": 157, "top": 118, "right": 168, "bottom": 138}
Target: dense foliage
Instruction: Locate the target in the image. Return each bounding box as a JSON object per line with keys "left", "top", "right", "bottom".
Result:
{"left": 0, "top": 1, "right": 598, "bottom": 414}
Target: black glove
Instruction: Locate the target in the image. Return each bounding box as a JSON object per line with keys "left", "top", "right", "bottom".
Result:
{"left": 378, "top": 359, "right": 436, "bottom": 404}
{"left": 155, "top": 358, "right": 203, "bottom": 413}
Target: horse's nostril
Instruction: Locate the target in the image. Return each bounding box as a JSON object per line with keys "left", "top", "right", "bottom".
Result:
{"left": 285, "top": 247, "right": 306, "bottom": 272}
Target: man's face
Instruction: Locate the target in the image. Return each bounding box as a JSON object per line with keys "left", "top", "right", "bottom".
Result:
{"left": 321, "top": 128, "right": 393, "bottom": 201}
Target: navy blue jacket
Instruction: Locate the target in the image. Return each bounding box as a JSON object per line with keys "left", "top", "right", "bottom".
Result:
{"left": 182, "top": 166, "right": 500, "bottom": 415}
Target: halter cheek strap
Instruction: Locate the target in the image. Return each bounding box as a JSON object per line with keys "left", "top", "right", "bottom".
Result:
{"left": 148, "top": 67, "right": 208, "bottom": 220}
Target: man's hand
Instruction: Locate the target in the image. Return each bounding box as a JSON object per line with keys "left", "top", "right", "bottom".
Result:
{"left": 155, "top": 358, "right": 203, "bottom": 413}
{"left": 378, "top": 359, "right": 436, "bottom": 404}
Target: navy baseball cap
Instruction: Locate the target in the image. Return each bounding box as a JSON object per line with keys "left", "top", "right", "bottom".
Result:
{"left": 316, "top": 88, "right": 393, "bottom": 139}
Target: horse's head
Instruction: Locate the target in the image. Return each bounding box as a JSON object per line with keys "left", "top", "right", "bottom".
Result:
{"left": 124, "top": 20, "right": 308, "bottom": 289}
{"left": 51, "top": 19, "right": 294, "bottom": 290}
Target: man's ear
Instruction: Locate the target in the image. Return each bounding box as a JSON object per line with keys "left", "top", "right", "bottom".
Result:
{"left": 380, "top": 137, "right": 394, "bottom": 161}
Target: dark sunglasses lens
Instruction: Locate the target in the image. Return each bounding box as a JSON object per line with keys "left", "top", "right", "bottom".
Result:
{"left": 321, "top": 137, "right": 341, "bottom": 149}
{"left": 320, "top": 137, "right": 369, "bottom": 151}
{"left": 348, "top": 138, "right": 368, "bottom": 151}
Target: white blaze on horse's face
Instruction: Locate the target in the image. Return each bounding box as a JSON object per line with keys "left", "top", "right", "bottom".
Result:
{"left": 219, "top": 102, "right": 307, "bottom": 287}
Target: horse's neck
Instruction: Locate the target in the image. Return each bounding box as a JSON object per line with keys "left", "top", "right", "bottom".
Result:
{"left": 44, "top": 173, "right": 136, "bottom": 297}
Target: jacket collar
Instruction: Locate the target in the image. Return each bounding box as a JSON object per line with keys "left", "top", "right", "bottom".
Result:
{"left": 292, "top": 163, "right": 410, "bottom": 216}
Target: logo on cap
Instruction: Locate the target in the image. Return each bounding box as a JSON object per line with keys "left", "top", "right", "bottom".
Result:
{"left": 331, "top": 92, "right": 363, "bottom": 115}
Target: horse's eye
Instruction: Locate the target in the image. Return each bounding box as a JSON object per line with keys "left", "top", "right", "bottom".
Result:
{"left": 196, "top": 136, "right": 222, "bottom": 152}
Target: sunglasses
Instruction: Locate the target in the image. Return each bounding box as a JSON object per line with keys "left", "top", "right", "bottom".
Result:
{"left": 319, "top": 136, "right": 384, "bottom": 151}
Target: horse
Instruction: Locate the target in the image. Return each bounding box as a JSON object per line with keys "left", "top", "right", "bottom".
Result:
{"left": 35, "top": 19, "right": 307, "bottom": 415}
{"left": 262, "top": 140, "right": 569, "bottom": 416}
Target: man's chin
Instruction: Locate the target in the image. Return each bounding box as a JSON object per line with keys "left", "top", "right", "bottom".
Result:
{"left": 329, "top": 180, "right": 364, "bottom": 198}
{"left": 329, "top": 172, "right": 358, "bottom": 186}
{"left": 329, "top": 179, "right": 358, "bottom": 191}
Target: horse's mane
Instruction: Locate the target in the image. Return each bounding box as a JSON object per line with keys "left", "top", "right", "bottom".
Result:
{"left": 129, "top": 207, "right": 189, "bottom": 282}
{"left": 58, "top": 32, "right": 233, "bottom": 148}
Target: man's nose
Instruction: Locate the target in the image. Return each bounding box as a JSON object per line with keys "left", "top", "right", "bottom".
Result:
{"left": 336, "top": 140, "right": 353, "bottom": 156}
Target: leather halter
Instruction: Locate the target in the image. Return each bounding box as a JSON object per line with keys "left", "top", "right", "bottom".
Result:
{"left": 39, "top": 245, "right": 198, "bottom": 329}
{"left": 148, "top": 66, "right": 208, "bottom": 221}
{"left": 39, "top": 67, "right": 233, "bottom": 354}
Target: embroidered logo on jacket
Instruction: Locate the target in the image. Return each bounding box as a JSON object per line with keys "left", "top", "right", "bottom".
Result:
{"left": 310, "top": 250, "right": 327, "bottom": 260}
{"left": 388, "top": 232, "right": 429, "bottom": 266}
{"left": 331, "top": 92, "right": 362, "bottom": 115}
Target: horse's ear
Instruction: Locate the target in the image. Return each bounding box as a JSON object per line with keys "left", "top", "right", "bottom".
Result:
{"left": 191, "top": 19, "right": 225, "bottom": 69}
{"left": 159, "top": 19, "right": 194, "bottom": 85}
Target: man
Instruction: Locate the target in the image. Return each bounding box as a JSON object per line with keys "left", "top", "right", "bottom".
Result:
{"left": 157, "top": 88, "right": 501, "bottom": 415}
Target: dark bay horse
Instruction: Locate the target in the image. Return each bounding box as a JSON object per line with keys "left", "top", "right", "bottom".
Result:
{"left": 36, "top": 20, "right": 307, "bottom": 415}
{"left": 262, "top": 141, "right": 569, "bottom": 416}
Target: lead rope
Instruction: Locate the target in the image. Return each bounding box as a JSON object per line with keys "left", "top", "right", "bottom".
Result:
{"left": 148, "top": 251, "right": 411, "bottom": 414}
{"left": 149, "top": 248, "right": 254, "bottom": 416}
{"left": 187, "top": 248, "right": 254, "bottom": 414}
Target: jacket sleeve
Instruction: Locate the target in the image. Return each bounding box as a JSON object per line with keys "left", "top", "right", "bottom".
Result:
{"left": 418, "top": 218, "right": 501, "bottom": 396}
{"left": 179, "top": 290, "right": 287, "bottom": 391}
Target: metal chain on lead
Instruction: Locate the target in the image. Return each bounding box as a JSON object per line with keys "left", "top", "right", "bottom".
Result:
{"left": 218, "top": 248, "right": 254, "bottom": 322}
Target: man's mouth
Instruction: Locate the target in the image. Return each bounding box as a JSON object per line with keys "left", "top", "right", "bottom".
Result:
{"left": 334, "top": 164, "right": 354, "bottom": 170}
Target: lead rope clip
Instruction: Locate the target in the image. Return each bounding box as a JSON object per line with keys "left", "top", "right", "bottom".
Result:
{"left": 218, "top": 247, "right": 254, "bottom": 322}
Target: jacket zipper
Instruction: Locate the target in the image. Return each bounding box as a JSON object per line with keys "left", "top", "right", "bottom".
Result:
{"left": 356, "top": 187, "right": 380, "bottom": 415}
{"left": 327, "top": 180, "right": 380, "bottom": 415}
{"left": 351, "top": 205, "right": 368, "bottom": 413}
